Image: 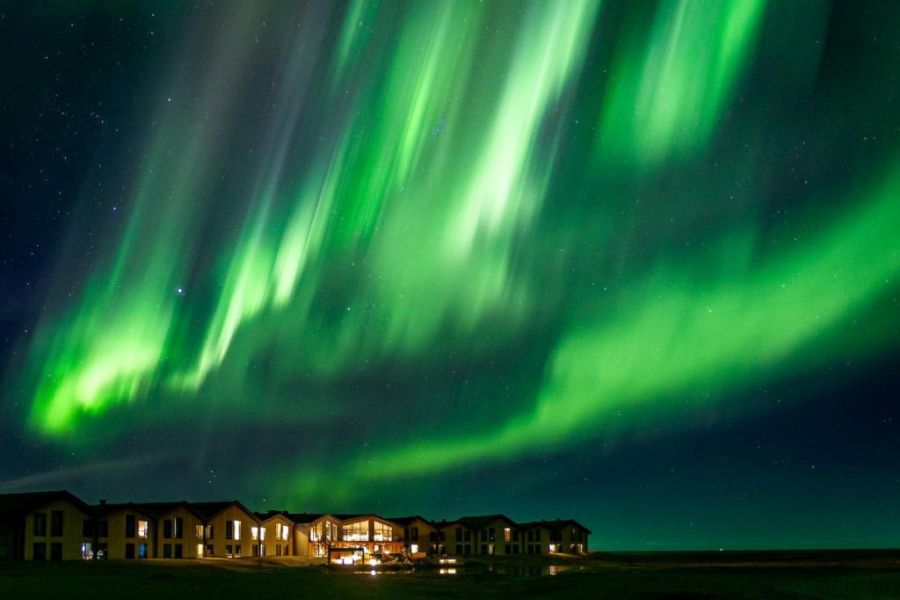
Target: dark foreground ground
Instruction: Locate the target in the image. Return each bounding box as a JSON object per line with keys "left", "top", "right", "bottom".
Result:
{"left": 2, "top": 550, "right": 900, "bottom": 599}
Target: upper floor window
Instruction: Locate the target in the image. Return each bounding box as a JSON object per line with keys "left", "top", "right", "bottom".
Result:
{"left": 33, "top": 513, "right": 47, "bottom": 537}
{"left": 50, "top": 511, "right": 63, "bottom": 536}
{"left": 373, "top": 521, "right": 392, "bottom": 541}
{"left": 342, "top": 521, "right": 369, "bottom": 542}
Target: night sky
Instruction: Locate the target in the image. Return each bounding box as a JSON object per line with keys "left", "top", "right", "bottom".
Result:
{"left": 1, "top": 1, "right": 899, "bottom": 550}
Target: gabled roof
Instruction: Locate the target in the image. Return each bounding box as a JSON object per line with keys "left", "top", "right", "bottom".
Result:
{"left": 188, "top": 500, "right": 258, "bottom": 522}
{"left": 91, "top": 502, "right": 156, "bottom": 520}
{"left": 0, "top": 490, "right": 91, "bottom": 517}
{"left": 386, "top": 515, "right": 433, "bottom": 526}
{"left": 138, "top": 501, "right": 206, "bottom": 521}
{"left": 446, "top": 514, "right": 517, "bottom": 529}
{"left": 254, "top": 510, "right": 295, "bottom": 524}
{"left": 285, "top": 512, "right": 328, "bottom": 524}
{"left": 518, "top": 519, "right": 592, "bottom": 534}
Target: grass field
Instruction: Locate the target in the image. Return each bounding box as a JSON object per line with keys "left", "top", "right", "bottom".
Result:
{"left": 2, "top": 551, "right": 900, "bottom": 599}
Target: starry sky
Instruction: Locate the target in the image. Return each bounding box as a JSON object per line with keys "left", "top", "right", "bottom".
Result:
{"left": 1, "top": 1, "right": 899, "bottom": 550}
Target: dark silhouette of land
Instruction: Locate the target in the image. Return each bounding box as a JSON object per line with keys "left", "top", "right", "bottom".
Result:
{"left": 2, "top": 550, "right": 899, "bottom": 599}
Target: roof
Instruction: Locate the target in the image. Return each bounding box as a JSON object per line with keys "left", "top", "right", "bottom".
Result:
{"left": 137, "top": 501, "right": 206, "bottom": 520}
{"left": 90, "top": 502, "right": 157, "bottom": 519}
{"left": 284, "top": 513, "right": 327, "bottom": 524}
{"left": 386, "top": 515, "right": 432, "bottom": 526}
{"left": 0, "top": 490, "right": 91, "bottom": 518}
{"left": 188, "top": 500, "right": 257, "bottom": 522}
{"left": 254, "top": 510, "right": 295, "bottom": 524}
{"left": 446, "top": 514, "right": 517, "bottom": 529}
{"left": 518, "top": 519, "right": 592, "bottom": 534}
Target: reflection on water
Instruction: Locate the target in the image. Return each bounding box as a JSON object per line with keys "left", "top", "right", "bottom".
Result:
{"left": 350, "top": 562, "right": 579, "bottom": 577}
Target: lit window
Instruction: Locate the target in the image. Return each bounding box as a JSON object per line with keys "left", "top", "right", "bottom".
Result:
{"left": 410, "top": 544, "right": 419, "bottom": 553}
{"left": 233, "top": 521, "right": 242, "bottom": 541}
{"left": 261, "top": 527, "right": 266, "bottom": 541}
{"left": 342, "top": 521, "right": 369, "bottom": 542}
{"left": 373, "top": 521, "right": 392, "bottom": 542}
{"left": 195, "top": 524, "right": 204, "bottom": 539}
{"left": 504, "top": 528, "right": 511, "bottom": 543}
{"left": 196, "top": 543, "right": 204, "bottom": 557}
{"left": 137, "top": 520, "right": 149, "bottom": 539}
{"left": 251, "top": 527, "right": 259, "bottom": 541}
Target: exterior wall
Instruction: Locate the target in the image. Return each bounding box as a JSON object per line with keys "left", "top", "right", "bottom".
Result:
{"left": 205, "top": 506, "right": 259, "bottom": 558}
{"left": 523, "top": 526, "right": 551, "bottom": 555}
{"left": 23, "top": 500, "right": 87, "bottom": 560}
{"left": 306, "top": 516, "right": 340, "bottom": 558}
{"left": 401, "top": 518, "right": 435, "bottom": 555}
{"left": 443, "top": 525, "right": 475, "bottom": 556}
{"left": 260, "top": 515, "right": 293, "bottom": 557}
{"left": 102, "top": 510, "right": 154, "bottom": 560}
{"left": 293, "top": 525, "right": 310, "bottom": 557}
{"left": 473, "top": 518, "right": 518, "bottom": 555}
{"left": 559, "top": 525, "right": 588, "bottom": 554}
{"left": 157, "top": 507, "right": 205, "bottom": 559}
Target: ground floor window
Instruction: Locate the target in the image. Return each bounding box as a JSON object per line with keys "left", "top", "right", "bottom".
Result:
{"left": 81, "top": 542, "right": 93, "bottom": 560}
{"left": 164, "top": 543, "right": 172, "bottom": 558}
{"left": 206, "top": 544, "right": 214, "bottom": 556}
{"left": 175, "top": 544, "right": 183, "bottom": 559}
{"left": 138, "top": 543, "right": 148, "bottom": 559}
{"left": 33, "top": 542, "right": 46, "bottom": 560}
{"left": 50, "top": 543, "right": 62, "bottom": 560}
{"left": 125, "top": 543, "right": 135, "bottom": 559}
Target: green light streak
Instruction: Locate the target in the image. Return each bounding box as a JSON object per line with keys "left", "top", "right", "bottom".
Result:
{"left": 598, "top": 0, "right": 767, "bottom": 165}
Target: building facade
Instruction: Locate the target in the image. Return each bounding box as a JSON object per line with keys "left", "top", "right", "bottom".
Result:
{"left": 0, "top": 491, "right": 591, "bottom": 561}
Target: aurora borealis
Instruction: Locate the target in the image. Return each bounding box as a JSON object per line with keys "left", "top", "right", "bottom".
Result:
{"left": 1, "top": 0, "right": 899, "bottom": 549}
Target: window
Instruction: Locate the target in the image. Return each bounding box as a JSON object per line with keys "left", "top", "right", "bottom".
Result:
{"left": 174, "top": 517, "right": 183, "bottom": 539}
{"left": 197, "top": 544, "right": 205, "bottom": 557}
{"left": 480, "top": 529, "right": 487, "bottom": 542}
{"left": 455, "top": 545, "right": 461, "bottom": 555}
{"left": 226, "top": 544, "right": 233, "bottom": 556}
{"left": 125, "top": 515, "right": 136, "bottom": 538}
{"left": 275, "top": 545, "right": 281, "bottom": 557}
{"left": 196, "top": 524, "right": 204, "bottom": 539}
{"left": 137, "top": 520, "right": 149, "bottom": 539}
{"left": 342, "top": 521, "right": 369, "bottom": 541}
{"left": 206, "top": 544, "right": 214, "bottom": 556}
{"left": 410, "top": 544, "right": 419, "bottom": 554}
{"left": 174, "top": 544, "right": 183, "bottom": 559}
{"left": 163, "top": 544, "right": 172, "bottom": 558}
{"left": 513, "top": 529, "right": 519, "bottom": 542}
{"left": 82, "top": 520, "right": 95, "bottom": 537}
{"left": 81, "top": 542, "right": 93, "bottom": 560}
{"left": 281, "top": 524, "right": 290, "bottom": 541}
{"left": 373, "top": 521, "right": 392, "bottom": 541}
{"left": 503, "top": 528, "right": 511, "bottom": 543}
{"left": 464, "top": 530, "right": 471, "bottom": 542}
{"left": 455, "top": 527, "right": 462, "bottom": 541}
{"left": 488, "top": 527, "right": 496, "bottom": 542}
{"left": 481, "top": 544, "right": 487, "bottom": 554}
{"left": 98, "top": 520, "right": 108, "bottom": 537}
{"left": 253, "top": 545, "right": 259, "bottom": 557}
{"left": 235, "top": 544, "right": 242, "bottom": 555}
{"left": 33, "top": 542, "right": 46, "bottom": 560}
{"left": 206, "top": 524, "right": 214, "bottom": 539}
{"left": 138, "top": 543, "right": 148, "bottom": 559}
{"left": 251, "top": 526, "right": 259, "bottom": 541}
{"left": 164, "top": 520, "right": 173, "bottom": 539}
{"left": 51, "top": 511, "right": 64, "bottom": 536}
{"left": 309, "top": 524, "right": 319, "bottom": 541}
{"left": 125, "top": 543, "right": 135, "bottom": 559}
{"left": 33, "top": 513, "right": 47, "bottom": 537}
{"left": 226, "top": 520, "right": 241, "bottom": 541}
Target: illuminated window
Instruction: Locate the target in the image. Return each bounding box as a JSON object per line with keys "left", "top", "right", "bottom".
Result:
{"left": 137, "top": 520, "right": 149, "bottom": 539}
{"left": 373, "top": 521, "right": 392, "bottom": 542}
{"left": 234, "top": 521, "right": 241, "bottom": 541}
{"left": 261, "top": 527, "right": 266, "bottom": 541}
{"left": 309, "top": 525, "right": 319, "bottom": 541}
{"left": 342, "top": 521, "right": 369, "bottom": 541}
{"left": 173, "top": 517, "right": 183, "bottom": 539}
{"left": 503, "top": 528, "right": 511, "bottom": 543}
{"left": 410, "top": 544, "right": 419, "bottom": 553}
{"left": 195, "top": 524, "right": 204, "bottom": 539}
{"left": 281, "top": 524, "right": 290, "bottom": 541}
{"left": 251, "top": 527, "right": 259, "bottom": 541}
{"left": 196, "top": 543, "right": 204, "bottom": 557}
